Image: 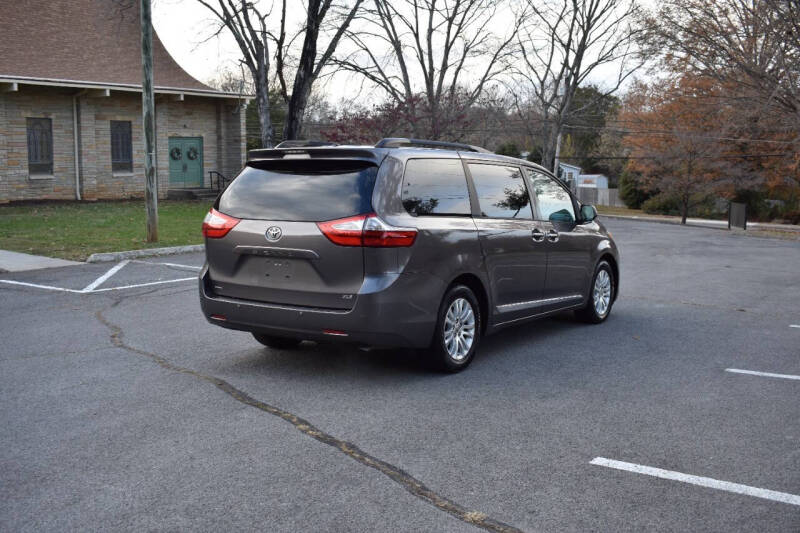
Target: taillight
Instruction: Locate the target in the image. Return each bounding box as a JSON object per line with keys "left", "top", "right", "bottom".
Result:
{"left": 202, "top": 208, "right": 240, "bottom": 238}
{"left": 316, "top": 214, "right": 367, "bottom": 246}
{"left": 362, "top": 215, "right": 417, "bottom": 247}
{"left": 317, "top": 213, "right": 417, "bottom": 247}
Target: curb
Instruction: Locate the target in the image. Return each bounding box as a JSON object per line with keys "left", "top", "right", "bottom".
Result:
{"left": 86, "top": 244, "right": 205, "bottom": 263}
{"left": 599, "top": 214, "right": 729, "bottom": 231}
{"left": 600, "top": 213, "right": 800, "bottom": 233}
{"left": 600, "top": 214, "right": 687, "bottom": 226}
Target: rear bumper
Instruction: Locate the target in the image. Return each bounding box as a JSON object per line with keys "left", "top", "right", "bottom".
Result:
{"left": 198, "top": 265, "right": 444, "bottom": 348}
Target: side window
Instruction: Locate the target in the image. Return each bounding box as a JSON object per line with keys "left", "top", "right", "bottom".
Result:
{"left": 110, "top": 121, "right": 133, "bottom": 173}
{"left": 468, "top": 163, "right": 531, "bottom": 219}
{"left": 26, "top": 117, "right": 53, "bottom": 176}
{"left": 402, "top": 159, "right": 471, "bottom": 216}
{"left": 526, "top": 169, "right": 576, "bottom": 223}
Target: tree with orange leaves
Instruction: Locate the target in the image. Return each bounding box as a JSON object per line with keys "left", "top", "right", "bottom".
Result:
{"left": 638, "top": 0, "right": 800, "bottom": 221}
{"left": 621, "top": 76, "right": 733, "bottom": 224}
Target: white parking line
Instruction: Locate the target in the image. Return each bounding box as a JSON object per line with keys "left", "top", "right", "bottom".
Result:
{"left": 82, "top": 260, "right": 130, "bottom": 291}
{"left": 89, "top": 277, "right": 196, "bottom": 292}
{"left": 132, "top": 260, "right": 201, "bottom": 271}
{"left": 590, "top": 457, "right": 800, "bottom": 506}
{"left": 725, "top": 368, "right": 800, "bottom": 381}
{"left": 0, "top": 279, "right": 84, "bottom": 293}
{"left": 0, "top": 258, "right": 197, "bottom": 294}
{"left": 0, "top": 276, "right": 197, "bottom": 294}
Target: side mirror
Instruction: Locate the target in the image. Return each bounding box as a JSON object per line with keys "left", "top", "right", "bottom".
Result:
{"left": 580, "top": 204, "right": 597, "bottom": 222}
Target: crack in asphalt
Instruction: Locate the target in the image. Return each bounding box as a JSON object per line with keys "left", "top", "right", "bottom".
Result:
{"left": 94, "top": 308, "right": 525, "bottom": 533}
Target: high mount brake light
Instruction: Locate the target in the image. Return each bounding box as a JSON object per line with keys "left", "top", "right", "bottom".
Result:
{"left": 317, "top": 213, "right": 417, "bottom": 247}
{"left": 202, "top": 208, "right": 240, "bottom": 238}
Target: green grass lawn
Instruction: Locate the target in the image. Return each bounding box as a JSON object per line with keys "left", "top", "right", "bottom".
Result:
{"left": 0, "top": 200, "right": 212, "bottom": 260}
{"left": 595, "top": 205, "right": 644, "bottom": 217}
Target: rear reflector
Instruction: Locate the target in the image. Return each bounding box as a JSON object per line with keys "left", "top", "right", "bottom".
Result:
{"left": 202, "top": 208, "right": 240, "bottom": 238}
{"left": 317, "top": 213, "right": 417, "bottom": 247}
{"left": 210, "top": 314, "right": 227, "bottom": 321}
{"left": 323, "top": 329, "right": 348, "bottom": 336}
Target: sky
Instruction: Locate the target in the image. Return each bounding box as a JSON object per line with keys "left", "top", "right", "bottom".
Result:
{"left": 153, "top": 0, "right": 649, "bottom": 104}
{"left": 153, "top": 0, "right": 356, "bottom": 98}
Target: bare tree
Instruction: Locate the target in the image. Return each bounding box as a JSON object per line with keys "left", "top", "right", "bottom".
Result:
{"left": 207, "top": 64, "right": 254, "bottom": 94}
{"left": 646, "top": 0, "right": 800, "bottom": 123}
{"left": 273, "top": 0, "right": 364, "bottom": 139}
{"left": 335, "top": 0, "right": 522, "bottom": 139}
{"left": 643, "top": 0, "right": 800, "bottom": 189}
{"left": 512, "top": 0, "right": 641, "bottom": 171}
{"left": 196, "top": 0, "right": 363, "bottom": 147}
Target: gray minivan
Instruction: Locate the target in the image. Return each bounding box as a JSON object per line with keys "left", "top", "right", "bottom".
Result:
{"left": 199, "top": 138, "right": 619, "bottom": 371}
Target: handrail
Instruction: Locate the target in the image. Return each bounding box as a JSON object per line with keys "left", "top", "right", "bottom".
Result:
{"left": 209, "top": 171, "right": 230, "bottom": 192}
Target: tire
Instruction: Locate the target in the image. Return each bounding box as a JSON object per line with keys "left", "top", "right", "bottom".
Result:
{"left": 429, "top": 285, "right": 482, "bottom": 372}
{"left": 252, "top": 333, "right": 302, "bottom": 349}
{"left": 576, "top": 260, "right": 615, "bottom": 324}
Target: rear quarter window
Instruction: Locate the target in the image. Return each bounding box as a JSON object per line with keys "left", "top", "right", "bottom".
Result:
{"left": 401, "top": 159, "right": 471, "bottom": 216}
{"left": 218, "top": 160, "right": 377, "bottom": 221}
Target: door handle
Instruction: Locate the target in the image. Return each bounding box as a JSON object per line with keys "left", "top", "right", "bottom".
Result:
{"left": 546, "top": 229, "right": 559, "bottom": 243}
{"left": 531, "top": 228, "right": 545, "bottom": 242}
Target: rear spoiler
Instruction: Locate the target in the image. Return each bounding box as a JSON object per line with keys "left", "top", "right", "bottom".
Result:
{"left": 247, "top": 147, "right": 385, "bottom": 164}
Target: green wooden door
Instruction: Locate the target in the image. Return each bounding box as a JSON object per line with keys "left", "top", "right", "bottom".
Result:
{"left": 168, "top": 137, "right": 203, "bottom": 187}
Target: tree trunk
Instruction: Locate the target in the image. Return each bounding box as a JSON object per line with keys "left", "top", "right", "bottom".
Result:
{"left": 283, "top": 74, "right": 310, "bottom": 141}
{"left": 541, "top": 121, "right": 559, "bottom": 172}
{"left": 255, "top": 54, "right": 273, "bottom": 148}
{"left": 283, "top": 1, "right": 321, "bottom": 141}
{"left": 681, "top": 160, "right": 693, "bottom": 224}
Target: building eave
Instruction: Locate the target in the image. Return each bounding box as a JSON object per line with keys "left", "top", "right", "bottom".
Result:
{"left": 0, "top": 75, "right": 253, "bottom": 101}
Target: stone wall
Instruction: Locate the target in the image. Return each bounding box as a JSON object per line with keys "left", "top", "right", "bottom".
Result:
{"left": 0, "top": 86, "right": 79, "bottom": 201}
{"left": 0, "top": 85, "right": 246, "bottom": 202}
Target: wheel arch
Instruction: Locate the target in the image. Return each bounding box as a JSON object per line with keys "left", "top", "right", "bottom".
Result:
{"left": 598, "top": 253, "right": 619, "bottom": 301}
{"left": 448, "top": 273, "right": 490, "bottom": 334}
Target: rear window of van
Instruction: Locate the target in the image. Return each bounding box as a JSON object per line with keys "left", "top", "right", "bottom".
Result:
{"left": 218, "top": 160, "right": 377, "bottom": 221}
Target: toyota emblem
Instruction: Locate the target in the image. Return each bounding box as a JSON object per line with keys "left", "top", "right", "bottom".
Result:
{"left": 265, "top": 226, "right": 282, "bottom": 242}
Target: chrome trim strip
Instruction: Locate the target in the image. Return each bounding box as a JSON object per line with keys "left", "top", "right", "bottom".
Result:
{"left": 493, "top": 303, "right": 584, "bottom": 327}
{"left": 496, "top": 294, "right": 583, "bottom": 313}
{"left": 233, "top": 245, "right": 320, "bottom": 259}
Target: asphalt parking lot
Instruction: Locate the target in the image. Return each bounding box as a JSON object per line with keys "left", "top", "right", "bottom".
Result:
{"left": 1, "top": 218, "right": 798, "bottom": 532}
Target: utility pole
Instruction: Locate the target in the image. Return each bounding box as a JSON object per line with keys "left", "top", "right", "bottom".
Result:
{"left": 140, "top": 0, "right": 158, "bottom": 242}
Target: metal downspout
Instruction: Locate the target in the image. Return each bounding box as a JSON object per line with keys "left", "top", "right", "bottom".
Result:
{"left": 72, "top": 90, "right": 87, "bottom": 200}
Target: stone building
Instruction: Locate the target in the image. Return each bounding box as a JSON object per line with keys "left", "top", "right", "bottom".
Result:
{"left": 0, "top": 0, "right": 248, "bottom": 202}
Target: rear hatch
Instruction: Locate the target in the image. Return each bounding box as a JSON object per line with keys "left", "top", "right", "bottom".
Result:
{"left": 206, "top": 158, "right": 378, "bottom": 310}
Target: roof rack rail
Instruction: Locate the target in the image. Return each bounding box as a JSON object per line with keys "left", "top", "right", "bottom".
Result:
{"left": 274, "top": 140, "right": 338, "bottom": 148}
{"left": 375, "top": 138, "right": 491, "bottom": 153}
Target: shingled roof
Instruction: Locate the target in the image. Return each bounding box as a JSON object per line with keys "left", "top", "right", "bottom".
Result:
{"left": 0, "top": 0, "right": 234, "bottom": 96}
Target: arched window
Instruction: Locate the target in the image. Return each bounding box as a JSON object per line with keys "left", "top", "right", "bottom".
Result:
{"left": 110, "top": 121, "right": 133, "bottom": 173}
{"left": 26, "top": 118, "right": 53, "bottom": 176}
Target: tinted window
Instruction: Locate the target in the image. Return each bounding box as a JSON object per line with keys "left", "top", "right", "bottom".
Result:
{"left": 402, "top": 159, "right": 471, "bottom": 216}
{"left": 110, "top": 120, "right": 133, "bottom": 173}
{"left": 468, "top": 164, "right": 531, "bottom": 219}
{"left": 219, "top": 161, "right": 377, "bottom": 221}
{"left": 26, "top": 117, "right": 53, "bottom": 175}
{"left": 526, "top": 169, "right": 575, "bottom": 223}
